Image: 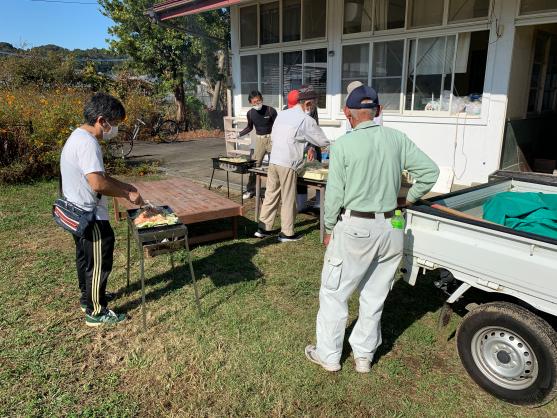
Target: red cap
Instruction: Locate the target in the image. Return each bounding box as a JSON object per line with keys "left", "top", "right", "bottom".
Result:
{"left": 287, "top": 90, "right": 299, "bottom": 108}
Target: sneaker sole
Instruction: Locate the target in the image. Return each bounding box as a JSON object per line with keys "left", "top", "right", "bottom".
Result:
{"left": 278, "top": 237, "right": 302, "bottom": 242}
{"left": 254, "top": 232, "right": 271, "bottom": 238}
{"left": 305, "top": 346, "right": 341, "bottom": 372}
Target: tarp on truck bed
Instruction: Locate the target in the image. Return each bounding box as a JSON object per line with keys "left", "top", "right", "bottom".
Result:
{"left": 483, "top": 192, "right": 557, "bottom": 240}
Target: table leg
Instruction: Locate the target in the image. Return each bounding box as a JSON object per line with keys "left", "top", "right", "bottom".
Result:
{"left": 209, "top": 168, "right": 215, "bottom": 190}
{"left": 140, "top": 250, "right": 146, "bottom": 331}
{"left": 319, "top": 186, "right": 325, "bottom": 243}
{"left": 185, "top": 234, "right": 202, "bottom": 316}
{"left": 126, "top": 221, "right": 131, "bottom": 288}
{"left": 226, "top": 171, "right": 230, "bottom": 198}
{"left": 255, "top": 174, "right": 261, "bottom": 222}
{"left": 240, "top": 173, "right": 244, "bottom": 206}
{"left": 232, "top": 216, "right": 238, "bottom": 239}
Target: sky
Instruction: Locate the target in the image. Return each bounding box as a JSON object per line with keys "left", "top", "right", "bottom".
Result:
{"left": 0, "top": 0, "right": 114, "bottom": 50}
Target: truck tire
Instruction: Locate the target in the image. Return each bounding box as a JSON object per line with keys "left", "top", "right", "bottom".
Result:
{"left": 456, "top": 301, "right": 557, "bottom": 406}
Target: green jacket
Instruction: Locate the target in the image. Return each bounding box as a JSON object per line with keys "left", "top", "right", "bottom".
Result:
{"left": 325, "top": 121, "right": 439, "bottom": 233}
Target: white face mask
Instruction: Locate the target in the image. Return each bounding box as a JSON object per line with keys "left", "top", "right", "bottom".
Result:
{"left": 102, "top": 122, "right": 118, "bottom": 140}
{"left": 253, "top": 104, "right": 263, "bottom": 111}
{"left": 304, "top": 110, "right": 311, "bottom": 115}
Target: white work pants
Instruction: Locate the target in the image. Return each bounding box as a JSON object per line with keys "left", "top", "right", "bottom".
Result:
{"left": 315, "top": 211, "right": 403, "bottom": 365}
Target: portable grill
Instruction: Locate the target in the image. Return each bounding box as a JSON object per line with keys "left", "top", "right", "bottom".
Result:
{"left": 126, "top": 206, "right": 201, "bottom": 329}
{"left": 211, "top": 156, "right": 256, "bottom": 174}
{"left": 209, "top": 157, "right": 256, "bottom": 205}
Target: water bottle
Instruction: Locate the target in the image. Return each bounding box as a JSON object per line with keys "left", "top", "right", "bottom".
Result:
{"left": 391, "top": 209, "right": 405, "bottom": 230}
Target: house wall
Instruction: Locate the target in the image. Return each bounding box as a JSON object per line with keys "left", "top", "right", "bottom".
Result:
{"left": 229, "top": 0, "right": 557, "bottom": 187}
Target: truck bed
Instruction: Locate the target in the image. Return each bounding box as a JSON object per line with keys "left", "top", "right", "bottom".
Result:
{"left": 403, "top": 172, "right": 557, "bottom": 316}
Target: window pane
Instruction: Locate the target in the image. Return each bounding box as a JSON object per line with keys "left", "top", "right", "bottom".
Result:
{"left": 520, "top": 0, "right": 557, "bottom": 15}
{"left": 374, "top": 0, "right": 406, "bottom": 31}
{"left": 241, "top": 55, "right": 258, "bottom": 106}
{"left": 372, "top": 40, "right": 404, "bottom": 111}
{"left": 409, "top": 0, "right": 443, "bottom": 28}
{"left": 283, "top": 0, "right": 301, "bottom": 42}
{"left": 240, "top": 5, "right": 258, "bottom": 47}
{"left": 341, "top": 44, "right": 369, "bottom": 106}
{"left": 261, "top": 53, "right": 281, "bottom": 109}
{"left": 283, "top": 51, "right": 303, "bottom": 105}
{"left": 303, "top": 0, "right": 326, "bottom": 39}
{"left": 406, "top": 36, "right": 456, "bottom": 111}
{"left": 260, "top": 2, "right": 279, "bottom": 45}
{"left": 449, "top": 0, "right": 490, "bottom": 22}
{"left": 304, "top": 48, "right": 328, "bottom": 108}
{"left": 343, "top": 0, "right": 373, "bottom": 34}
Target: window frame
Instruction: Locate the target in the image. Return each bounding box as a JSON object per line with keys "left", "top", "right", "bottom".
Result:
{"left": 239, "top": 43, "right": 330, "bottom": 112}
{"left": 339, "top": 26, "right": 490, "bottom": 117}
{"left": 238, "top": 0, "right": 328, "bottom": 51}
{"left": 518, "top": 0, "right": 557, "bottom": 17}
{"left": 341, "top": 0, "right": 491, "bottom": 41}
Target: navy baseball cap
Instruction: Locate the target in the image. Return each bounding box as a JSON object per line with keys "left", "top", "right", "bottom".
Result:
{"left": 346, "top": 85, "right": 379, "bottom": 109}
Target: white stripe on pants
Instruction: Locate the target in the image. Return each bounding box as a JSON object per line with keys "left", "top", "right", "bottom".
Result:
{"left": 315, "top": 212, "right": 403, "bottom": 365}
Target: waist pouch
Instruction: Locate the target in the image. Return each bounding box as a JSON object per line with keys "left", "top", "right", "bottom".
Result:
{"left": 52, "top": 198, "right": 96, "bottom": 238}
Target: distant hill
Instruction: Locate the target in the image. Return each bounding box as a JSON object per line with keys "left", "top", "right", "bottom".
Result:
{"left": 0, "top": 42, "right": 127, "bottom": 73}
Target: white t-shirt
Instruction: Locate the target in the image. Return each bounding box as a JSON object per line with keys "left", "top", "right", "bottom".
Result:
{"left": 60, "top": 128, "right": 109, "bottom": 221}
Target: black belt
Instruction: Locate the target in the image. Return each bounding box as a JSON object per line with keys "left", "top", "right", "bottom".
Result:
{"left": 340, "top": 208, "right": 395, "bottom": 219}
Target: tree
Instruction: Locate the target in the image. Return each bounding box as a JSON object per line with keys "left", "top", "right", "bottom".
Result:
{"left": 99, "top": 0, "right": 229, "bottom": 124}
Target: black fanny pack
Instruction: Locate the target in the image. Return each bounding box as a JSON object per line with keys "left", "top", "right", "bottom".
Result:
{"left": 52, "top": 174, "right": 101, "bottom": 238}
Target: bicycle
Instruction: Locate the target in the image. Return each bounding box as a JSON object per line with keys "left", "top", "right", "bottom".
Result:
{"left": 107, "top": 118, "right": 145, "bottom": 159}
{"left": 150, "top": 114, "right": 179, "bottom": 144}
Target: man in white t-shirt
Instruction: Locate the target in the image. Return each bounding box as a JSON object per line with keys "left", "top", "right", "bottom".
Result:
{"left": 60, "top": 92, "right": 143, "bottom": 327}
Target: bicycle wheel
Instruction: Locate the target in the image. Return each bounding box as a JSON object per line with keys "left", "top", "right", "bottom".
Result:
{"left": 108, "top": 129, "right": 133, "bottom": 159}
{"left": 157, "top": 120, "right": 179, "bottom": 143}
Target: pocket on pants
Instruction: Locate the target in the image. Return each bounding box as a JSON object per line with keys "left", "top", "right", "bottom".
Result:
{"left": 323, "top": 256, "right": 343, "bottom": 291}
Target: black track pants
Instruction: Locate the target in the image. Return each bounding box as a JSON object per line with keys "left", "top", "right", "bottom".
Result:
{"left": 73, "top": 221, "right": 115, "bottom": 316}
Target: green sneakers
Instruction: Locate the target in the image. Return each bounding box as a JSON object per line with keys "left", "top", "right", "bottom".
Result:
{"left": 80, "top": 303, "right": 87, "bottom": 313}
{"left": 85, "top": 309, "right": 126, "bottom": 327}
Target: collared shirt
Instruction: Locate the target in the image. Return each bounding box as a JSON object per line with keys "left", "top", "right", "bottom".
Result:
{"left": 269, "top": 106, "right": 329, "bottom": 171}
{"left": 324, "top": 120, "right": 440, "bottom": 233}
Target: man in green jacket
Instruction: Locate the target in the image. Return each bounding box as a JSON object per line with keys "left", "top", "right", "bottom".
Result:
{"left": 305, "top": 86, "right": 439, "bottom": 373}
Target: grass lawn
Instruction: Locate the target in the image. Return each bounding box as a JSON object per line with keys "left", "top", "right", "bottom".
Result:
{"left": 1, "top": 179, "right": 556, "bottom": 417}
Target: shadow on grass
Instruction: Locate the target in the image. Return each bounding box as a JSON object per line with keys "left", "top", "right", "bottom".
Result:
{"left": 340, "top": 272, "right": 446, "bottom": 366}
{"left": 115, "top": 213, "right": 320, "bottom": 316}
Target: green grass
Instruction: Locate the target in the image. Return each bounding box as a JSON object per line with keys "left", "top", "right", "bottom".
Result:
{"left": 1, "top": 179, "right": 556, "bottom": 417}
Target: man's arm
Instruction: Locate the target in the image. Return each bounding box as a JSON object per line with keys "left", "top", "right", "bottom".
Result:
{"left": 238, "top": 110, "right": 254, "bottom": 137}
{"left": 402, "top": 136, "right": 440, "bottom": 203}
{"left": 300, "top": 116, "right": 329, "bottom": 147}
{"left": 324, "top": 142, "right": 346, "bottom": 235}
{"left": 86, "top": 172, "right": 143, "bottom": 205}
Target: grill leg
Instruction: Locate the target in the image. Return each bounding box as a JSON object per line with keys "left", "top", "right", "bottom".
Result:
{"left": 126, "top": 222, "right": 131, "bottom": 289}
{"left": 226, "top": 171, "right": 230, "bottom": 198}
{"left": 185, "top": 234, "right": 202, "bottom": 316}
{"left": 208, "top": 168, "right": 215, "bottom": 190}
{"left": 255, "top": 174, "right": 261, "bottom": 222}
{"left": 140, "top": 250, "right": 146, "bottom": 330}
{"left": 319, "top": 185, "right": 325, "bottom": 243}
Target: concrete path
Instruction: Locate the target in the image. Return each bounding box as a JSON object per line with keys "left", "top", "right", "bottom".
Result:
{"left": 128, "top": 138, "right": 248, "bottom": 192}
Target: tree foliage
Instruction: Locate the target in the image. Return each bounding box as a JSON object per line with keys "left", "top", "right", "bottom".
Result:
{"left": 99, "top": 0, "right": 229, "bottom": 122}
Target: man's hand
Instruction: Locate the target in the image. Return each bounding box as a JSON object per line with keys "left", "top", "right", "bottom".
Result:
{"left": 397, "top": 197, "right": 411, "bottom": 208}
{"left": 128, "top": 191, "right": 144, "bottom": 206}
{"left": 307, "top": 147, "right": 316, "bottom": 162}
{"left": 323, "top": 233, "right": 331, "bottom": 246}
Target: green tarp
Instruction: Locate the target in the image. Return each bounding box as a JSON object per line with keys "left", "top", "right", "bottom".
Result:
{"left": 483, "top": 192, "right": 557, "bottom": 240}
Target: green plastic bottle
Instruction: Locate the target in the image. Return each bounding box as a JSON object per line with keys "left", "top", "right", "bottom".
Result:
{"left": 391, "top": 209, "right": 405, "bottom": 230}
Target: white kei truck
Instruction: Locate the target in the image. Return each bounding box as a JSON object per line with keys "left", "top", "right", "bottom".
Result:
{"left": 402, "top": 171, "right": 557, "bottom": 407}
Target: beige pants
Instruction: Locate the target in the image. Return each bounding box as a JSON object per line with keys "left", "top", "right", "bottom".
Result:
{"left": 247, "top": 135, "right": 273, "bottom": 192}
{"left": 258, "top": 164, "right": 297, "bottom": 236}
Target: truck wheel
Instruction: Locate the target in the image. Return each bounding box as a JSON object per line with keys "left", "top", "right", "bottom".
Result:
{"left": 456, "top": 302, "right": 557, "bottom": 406}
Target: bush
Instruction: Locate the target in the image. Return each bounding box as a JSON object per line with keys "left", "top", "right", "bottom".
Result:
{"left": 0, "top": 86, "right": 159, "bottom": 183}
